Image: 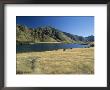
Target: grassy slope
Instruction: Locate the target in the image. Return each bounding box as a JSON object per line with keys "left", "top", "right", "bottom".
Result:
{"left": 16, "top": 47, "right": 94, "bottom": 74}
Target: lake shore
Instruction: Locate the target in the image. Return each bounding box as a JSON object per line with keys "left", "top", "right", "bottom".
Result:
{"left": 28, "top": 42, "right": 62, "bottom": 44}
{"left": 16, "top": 47, "right": 94, "bottom": 74}
{"left": 17, "top": 41, "right": 93, "bottom": 45}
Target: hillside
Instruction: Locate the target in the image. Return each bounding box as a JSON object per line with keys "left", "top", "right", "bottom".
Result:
{"left": 16, "top": 24, "right": 94, "bottom": 44}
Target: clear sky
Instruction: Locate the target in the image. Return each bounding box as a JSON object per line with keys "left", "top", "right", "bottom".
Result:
{"left": 16, "top": 16, "right": 94, "bottom": 37}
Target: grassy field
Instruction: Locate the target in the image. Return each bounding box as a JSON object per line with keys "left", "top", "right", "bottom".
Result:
{"left": 16, "top": 47, "right": 94, "bottom": 74}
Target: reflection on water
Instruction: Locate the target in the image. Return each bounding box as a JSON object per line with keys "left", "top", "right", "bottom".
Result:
{"left": 16, "top": 43, "right": 90, "bottom": 53}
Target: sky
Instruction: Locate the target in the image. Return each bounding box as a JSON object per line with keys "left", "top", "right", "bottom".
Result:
{"left": 16, "top": 16, "right": 94, "bottom": 37}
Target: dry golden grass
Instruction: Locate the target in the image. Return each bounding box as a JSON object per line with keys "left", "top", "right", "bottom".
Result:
{"left": 16, "top": 47, "right": 94, "bottom": 74}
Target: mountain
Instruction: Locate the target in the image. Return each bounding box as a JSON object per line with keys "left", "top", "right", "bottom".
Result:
{"left": 63, "top": 32, "right": 94, "bottom": 43}
{"left": 32, "top": 26, "right": 74, "bottom": 43}
{"left": 16, "top": 24, "right": 94, "bottom": 44}
{"left": 63, "top": 32, "right": 87, "bottom": 42}
{"left": 85, "top": 35, "right": 94, "bottom": 42}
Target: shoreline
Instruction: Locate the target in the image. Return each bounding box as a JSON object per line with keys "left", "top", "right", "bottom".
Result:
{"left": 17, "top": 41, "right": 93, "bottom": 45}
{"left": 16, "top": 47, "right": 92, "bottom": 53}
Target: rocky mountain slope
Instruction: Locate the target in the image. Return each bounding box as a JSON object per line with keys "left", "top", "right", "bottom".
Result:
{"left": 16, "top": 24, "right": 94, "bottom": 44}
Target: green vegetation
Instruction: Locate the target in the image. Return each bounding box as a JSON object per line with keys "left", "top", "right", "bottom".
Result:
{"left": 16, "top": 48, "right": 94, "bottom": 74}
{"left": 16, "top": 24, "right": 94, "bottom": 45}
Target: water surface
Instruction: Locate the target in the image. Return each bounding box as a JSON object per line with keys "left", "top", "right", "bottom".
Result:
{"left": 16, "top": 43, "right": 90, "bottom": 53}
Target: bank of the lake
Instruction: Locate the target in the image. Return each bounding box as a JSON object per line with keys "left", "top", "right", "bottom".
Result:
{"left": 16, "top": 47, "right": 94, "bottom": 74}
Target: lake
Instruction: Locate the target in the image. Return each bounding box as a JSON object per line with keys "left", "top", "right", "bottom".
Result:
{"left": 16, "top": 43, "right": 90, "bottom": 53}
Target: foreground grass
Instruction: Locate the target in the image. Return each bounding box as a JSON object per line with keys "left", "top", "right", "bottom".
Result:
{"left": 16, "top": 47, "right": 94, "bottom": 74}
